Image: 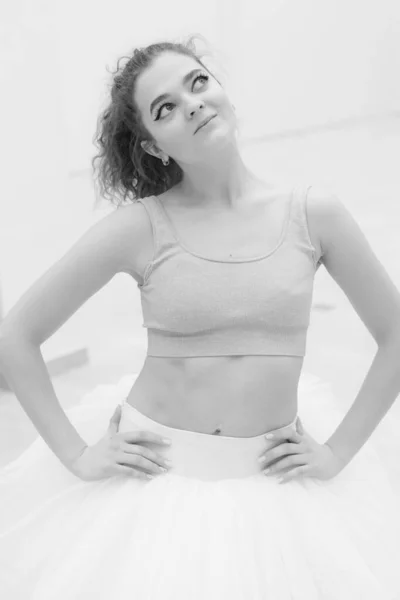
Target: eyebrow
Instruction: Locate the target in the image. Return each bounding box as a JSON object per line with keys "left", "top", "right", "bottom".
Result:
{"left": 149, "top": 68, "right": 203, "bottom": 115}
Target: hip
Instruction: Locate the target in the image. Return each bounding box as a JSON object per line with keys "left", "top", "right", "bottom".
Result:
{"left": 118, "top": 398, "right": 299, "bottom": 481}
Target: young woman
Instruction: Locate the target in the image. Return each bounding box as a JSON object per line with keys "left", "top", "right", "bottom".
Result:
{"left": 1, "top": 36, "right": 400, "bottom": 599}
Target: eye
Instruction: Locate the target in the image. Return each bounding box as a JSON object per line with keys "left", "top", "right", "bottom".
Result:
{"left": 154, "top": 73, "right": 209, "bottom": 121}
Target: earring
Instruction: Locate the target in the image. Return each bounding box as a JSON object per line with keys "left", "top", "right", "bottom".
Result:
{"left": 162, "top": 156, "right": 170, "bottom": 166}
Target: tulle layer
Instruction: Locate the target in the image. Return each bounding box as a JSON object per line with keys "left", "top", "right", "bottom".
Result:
{"left": 1, "top": 370, "right": 400, "bottom": 599}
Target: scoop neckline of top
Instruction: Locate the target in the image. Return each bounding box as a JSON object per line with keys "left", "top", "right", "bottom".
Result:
{"left": 150, "top": 188, "right": 295, "bottom": 263}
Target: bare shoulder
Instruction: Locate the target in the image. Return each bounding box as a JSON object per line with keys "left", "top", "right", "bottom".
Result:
{"left": 108, "top": 198, "right": 151, "bottom": 239}
{"left": 304, "top": 185, "right": 400, "bottom": 342}
{"left": 104, "top": 199, "right": 154, "bottom": 282}
{"left": 305, "top": 184, "right": 371, "bottom": 263}
{"left": 303, "top": 185, "right": 343, "bottom": 263}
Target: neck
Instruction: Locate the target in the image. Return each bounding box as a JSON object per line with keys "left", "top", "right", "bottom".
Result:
{"left": 177, "top": 148, "right": 267, "bottom": 211}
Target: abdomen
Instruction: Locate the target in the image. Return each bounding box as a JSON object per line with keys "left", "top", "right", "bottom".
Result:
{"left": 125, "top": 356, "right": 303, "bottom": 437}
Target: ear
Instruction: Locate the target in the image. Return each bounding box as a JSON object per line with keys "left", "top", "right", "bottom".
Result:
{"left": 140, "top": 140, "right": 160, "bottom": 160}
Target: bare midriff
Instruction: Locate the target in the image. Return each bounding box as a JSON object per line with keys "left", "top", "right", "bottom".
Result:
{"left": 125, "top": 356, "right": 303, "bottom": 437}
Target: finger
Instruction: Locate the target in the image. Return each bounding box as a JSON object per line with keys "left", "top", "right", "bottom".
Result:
{"left": 258, "top": 442, "right": 290, "bottom": 467}
{"left": 114, "top": 464, "right": 153, "bottom": 480}
{"left": 263, "top": 454, "right": 306, "bottom": 475}
{"left": 259, "top": 441, "right": 302, "bottom": 466}
{"left": 120, "top": 430, "right": 172, "bottom": 446}
{"left": 108, "top": 405, "right": 122, "bottom": 432}
{"left": 120, "top": 442, "right": 172, "bottom": 469}
{"left": 265, "top": 429, "right": 302, "bottom": 445}
{"left": 296, "top": 417, "right": 304, "bottom": 435}
{"left": 115, "top": 451, "right": 169, "bottom": 476}
{"left": 278, "top": 465, "right": 308, "bottom": 484}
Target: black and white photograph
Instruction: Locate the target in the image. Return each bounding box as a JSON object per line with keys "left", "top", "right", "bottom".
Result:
{"left": 1, "top": 1, "right": 400, "bottom": 597}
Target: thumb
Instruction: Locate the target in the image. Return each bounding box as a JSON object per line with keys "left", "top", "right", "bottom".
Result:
{"left": 108, "top": 404, "right": 122, "bottom": 432}
{"left": 296, "top": 416, "right": 304, "bottom": 435}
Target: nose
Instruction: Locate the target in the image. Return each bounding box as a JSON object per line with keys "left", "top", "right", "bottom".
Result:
{"left": 189, "top": 101, "right": 205, "bottom": 118}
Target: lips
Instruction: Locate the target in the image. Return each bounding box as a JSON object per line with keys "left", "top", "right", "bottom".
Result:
{"left": 195, "top": 115, "right": 216, "bottom": 133}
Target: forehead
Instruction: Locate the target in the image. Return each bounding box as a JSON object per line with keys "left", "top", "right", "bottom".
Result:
{"left": 135, "top": 52, "right": 200, "bottom": 112}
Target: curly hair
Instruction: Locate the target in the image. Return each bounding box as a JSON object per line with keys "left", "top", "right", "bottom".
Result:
{"left": 91, "top": 34, "right": 224, "bottom": 208}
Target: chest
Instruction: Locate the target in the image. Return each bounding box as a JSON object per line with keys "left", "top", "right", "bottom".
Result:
{"left": 158, "top": 194, "right": 292, "bottom": 260}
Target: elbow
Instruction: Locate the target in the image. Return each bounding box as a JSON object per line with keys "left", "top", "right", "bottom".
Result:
{"left": 0, "top": 330, "right": 14, "bottom": 358}
{"left": 0, "top": 327, "right": 11, "bottom": 350}
{"left": 0, "top": 332, "right": 11, "bottom": 365}
{"left": 376, "top": 328, "right": 400, "bottom": 349}
{"left": 0, "top": 327, "right": 33, "bottom": 357}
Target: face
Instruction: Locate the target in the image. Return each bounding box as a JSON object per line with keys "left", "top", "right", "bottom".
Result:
{"left": 135, "top": 52, "right": 237, "bottom": 166}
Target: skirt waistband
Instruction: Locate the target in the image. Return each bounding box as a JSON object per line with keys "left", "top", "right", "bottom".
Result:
{"left": 117, "top": 398, "right": 299, "bottom": 481}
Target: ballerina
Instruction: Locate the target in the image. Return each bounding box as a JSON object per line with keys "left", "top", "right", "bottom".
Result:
{"left": 1, "top": 34, "right": 400, "bottom": 599}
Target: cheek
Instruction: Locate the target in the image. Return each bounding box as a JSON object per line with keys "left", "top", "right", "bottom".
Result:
{"left": 163, "top": 123, "right": 193, "bottom": 150}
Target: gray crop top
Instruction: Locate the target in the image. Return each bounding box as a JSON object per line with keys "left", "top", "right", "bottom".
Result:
{"left": 136, "top": 185, "right": 321, "bottom": 357}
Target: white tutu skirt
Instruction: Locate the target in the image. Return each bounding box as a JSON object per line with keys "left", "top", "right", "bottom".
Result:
{"left": 1, "top": 370, "right": 400, "bottom": 599}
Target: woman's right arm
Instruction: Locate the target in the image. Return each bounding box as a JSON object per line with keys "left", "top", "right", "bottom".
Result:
{"left": 0, "top": 202, "right": 147, "bottom": 471}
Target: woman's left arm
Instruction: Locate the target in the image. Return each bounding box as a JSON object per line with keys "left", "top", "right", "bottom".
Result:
{"left": 307, "top": 188, "right": 400, "bottom": 465}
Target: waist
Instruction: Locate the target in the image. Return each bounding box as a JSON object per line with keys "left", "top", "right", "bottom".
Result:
{"left": 118, "top": 398, "right": 299, "bottom": 481}
{"left": 131, "top": 356, "right": 302, "bottom": 435}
